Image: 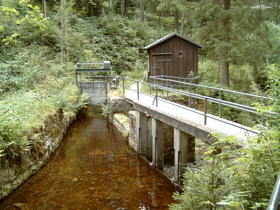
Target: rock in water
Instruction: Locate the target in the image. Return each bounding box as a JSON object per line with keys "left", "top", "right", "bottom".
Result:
{"left": 72, "top": 177, "right": 79, "bottom": 183}
{"left": 14, "top": 203, "right": 29, "bottom": 210}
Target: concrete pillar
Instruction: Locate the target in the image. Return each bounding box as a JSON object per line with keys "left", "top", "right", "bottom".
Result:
{"left": 146, "top": 118, "right": 153, "bottom": 162}
{"left": 136, "top": 112, "right": 153, "bottom": 161}
{"left": 174, "top": 128, "right": 195, "bottom": 184}
{"left": 152, "top": 118, "right": 165, "bottom": 170}
{"left": 136, "top": 111, "right": 147, "bottom": 155}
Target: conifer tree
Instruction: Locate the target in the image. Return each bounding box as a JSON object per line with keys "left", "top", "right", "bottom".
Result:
{"left": 179, "top": 0, "right": 272, "bottom": 88}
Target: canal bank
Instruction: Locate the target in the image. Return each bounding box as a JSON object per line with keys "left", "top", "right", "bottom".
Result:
{"left": 0, "top": 109, "right": 76, "bottom": 200}
{"left": 0, "top": 106, "right": 179, "bottom": 209}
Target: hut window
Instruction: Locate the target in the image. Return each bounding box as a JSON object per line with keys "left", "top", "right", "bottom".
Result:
{"left": 179, "top": 51, "right": 183, "bottom": 58}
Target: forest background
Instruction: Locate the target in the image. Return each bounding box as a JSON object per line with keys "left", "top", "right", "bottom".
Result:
{"left": 0, "top": 0, "right": 280, "bottom": 209}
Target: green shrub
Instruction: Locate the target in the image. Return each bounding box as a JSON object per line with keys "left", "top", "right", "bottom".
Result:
{"left": 171, "top": 131, "right": 279, "bottom": 209}
{"left": 170, "top": 137, "right": 238, "bottom": 210}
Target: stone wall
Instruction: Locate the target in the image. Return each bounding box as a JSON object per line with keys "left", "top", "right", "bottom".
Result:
{"left": 112, "top": 111, "right": 137, "bottom": 152}
{"left": 108, "top": 97, "right": 134, "bottom": 124}
{"left": 108, "top": 97, "right": 137, "bottom": 151}
{"left": 0, "top": 110, "right": 76, "bottom": 200}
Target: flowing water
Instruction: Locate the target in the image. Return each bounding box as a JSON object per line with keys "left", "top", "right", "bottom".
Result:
{"left": 0, "top": 107, "right": 179, "bottom": 209}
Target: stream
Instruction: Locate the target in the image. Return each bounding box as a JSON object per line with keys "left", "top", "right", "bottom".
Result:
{"left": 0, "top": 107, "right": 179, "bottom": 209}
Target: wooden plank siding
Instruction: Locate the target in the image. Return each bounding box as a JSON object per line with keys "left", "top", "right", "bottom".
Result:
{"left": 145, "top": 32, "right": 203, "bottom": 80}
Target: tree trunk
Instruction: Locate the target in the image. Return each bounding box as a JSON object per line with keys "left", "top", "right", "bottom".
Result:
{"left": 140, "top": 0, "right": 145, "bottom": 22}
{"left": 111, "top": 0, "right": 115, "bottom": 12}
{"left": 221, "top": 62, "right": 229, "bottom": 87}
{"left": 221, "top": 0, "right": 231, "bottom": 87}
{"left": 180, "top": 12, "right": 184, "bottom": 34}
{"left": 158, "top": 11, "right": 164, "bottom": 28}
{"left": 42, "top": 0, "right": 47, "bottom": 18}
{"left": 121, "top": 0, "right": 125, "bottom": 16}
{"left": 174, "top": 10, "right": 179, "bottom": 32}
{"left": 60, "top": 0, "right": 68, "bottom": 63}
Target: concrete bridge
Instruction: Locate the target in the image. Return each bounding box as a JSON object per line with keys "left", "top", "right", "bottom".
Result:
{"left": 77, "top": 71, "right": 266, "bottom": 184}
{"left": 119, "top": 79, "right": 263, "bottom": 184}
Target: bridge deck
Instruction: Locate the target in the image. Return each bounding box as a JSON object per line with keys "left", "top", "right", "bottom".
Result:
{"left": 124, "top": 85, "right": 257, "bottom": 145}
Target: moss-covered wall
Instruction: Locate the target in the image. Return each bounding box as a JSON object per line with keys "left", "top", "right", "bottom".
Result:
{"left": 108, "top": 96, "right": 137, "bottom": 151}
{"left": 0, "top": 110, "right": 76, "bottom": 200}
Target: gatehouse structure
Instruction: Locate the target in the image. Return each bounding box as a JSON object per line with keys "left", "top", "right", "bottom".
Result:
{"left": 144, "top": 32, "right": 203, "bottom": 81}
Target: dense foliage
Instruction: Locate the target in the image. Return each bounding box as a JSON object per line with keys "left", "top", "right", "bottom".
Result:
{"left": 0, "top": 0, "right": 168, "bottom": 157}
{"left": 0, "top": 0, "right": 279, "bottom": 208}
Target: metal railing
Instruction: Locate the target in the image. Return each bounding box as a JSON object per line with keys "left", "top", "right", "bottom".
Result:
{"left": 267, "top": 171, "right": 280, "bottom": 210}
{"left": 116, "top": 77, "right": 276, "bottom": 134}
{"left": 112, "top": 76, "right": 278, "bottom": 207}
{"left": 148, "top": 75, "right": 276, "bottom": 120}
{"left": 150, "top": 75, "right": 269, "bottom": 101}
{"left": 149, "top": 75, "right": 200, "bottom": 87}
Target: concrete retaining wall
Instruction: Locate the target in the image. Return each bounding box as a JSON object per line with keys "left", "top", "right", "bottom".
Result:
{"left": 108, "top": 97, "right": 174, "bottom": 159}
{"left": 79, "top": 81, "right": 109, "bottom": 105}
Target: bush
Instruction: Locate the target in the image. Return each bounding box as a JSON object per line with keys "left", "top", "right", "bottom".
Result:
{"left": 170, "top": 138, "right": 238, "bottom": 210}
{"left": 171, "top": 132, "right": 280, "bottom": 209}
{"left": 0, "top": 44, "right": 88, "bottom": 158}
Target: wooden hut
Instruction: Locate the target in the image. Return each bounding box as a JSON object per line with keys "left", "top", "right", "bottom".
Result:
{"left": 144, "top": 32, "right": 203, "bottom": 79}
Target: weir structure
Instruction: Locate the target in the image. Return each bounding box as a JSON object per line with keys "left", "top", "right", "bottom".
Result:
{"left": 76, "top": 61, "right": 111, "bottom": 105}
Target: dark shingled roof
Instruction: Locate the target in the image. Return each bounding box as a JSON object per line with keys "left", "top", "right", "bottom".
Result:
{"left": 144, "top": 32, "right": 204, "bottom": 50}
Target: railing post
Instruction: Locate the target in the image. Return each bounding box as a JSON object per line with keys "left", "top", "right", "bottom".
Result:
{"left": 156, "top": 86, "right": 158, "bottom": 107}
{"left": 204, "top": 98, "right": 208, "bottom": 125}
{"left": 219, "top": 90, "right": 222, "bottom": 117}
{"left": 188, "top": 87, "right": 191, "bottom": 106}
{"left": 122, "top": 77, "right": 125, "bottom": 96}
{"left": 137, "top": 81, "right": 139, "bottom": 100}
{"left": 261, "top": 96, "right": 265, "bottom": 124}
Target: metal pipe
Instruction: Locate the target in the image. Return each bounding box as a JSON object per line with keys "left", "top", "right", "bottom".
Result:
{"left": 151, "top": 76, "right": 271, "bottom": 100}
{"left": 137, "top": 81, "right": 139, "bottom": 100}
{"left": 219, "top": 90, "right": 222, "bottom": 117}
{"left": 267, "top": 171, "right": 280, "bottom": 210}
{"left": 122, "top": 77, "right": 125, "bottom": 96}
{"left": 204, "top": 98, "right": 208, "bottom": 125}
{"left": 155, "top": 86, "right": 158, "bottom": 107}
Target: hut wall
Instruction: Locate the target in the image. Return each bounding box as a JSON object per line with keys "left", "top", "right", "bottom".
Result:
{"left": 148, "top": 37, "right": 199, "bottom": 78}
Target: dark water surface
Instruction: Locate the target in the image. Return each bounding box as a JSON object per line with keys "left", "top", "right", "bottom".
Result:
{"left": 0, "top": 108, "right": 179, "bottom": 209}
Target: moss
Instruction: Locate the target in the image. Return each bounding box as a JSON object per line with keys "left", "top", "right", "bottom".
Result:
{"left": 0, "top": 109, "right": 77, "bottom": 200}
{"left": 115, "top": 113, "right": 130, "bottom": 124}
{"left": 113, "top": 113, "right": 130, "bottom": 138}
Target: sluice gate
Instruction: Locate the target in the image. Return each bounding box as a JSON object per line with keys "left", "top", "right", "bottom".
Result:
{"left": 76, "top": 61, "right": 111, "bottom": 105}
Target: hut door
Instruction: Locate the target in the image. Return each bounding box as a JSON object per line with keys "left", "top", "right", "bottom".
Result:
{"left": 152, "top": 53, "right": 172, "bottom": 76}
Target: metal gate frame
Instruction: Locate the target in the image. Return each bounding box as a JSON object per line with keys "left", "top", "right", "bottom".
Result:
{"left": 75, "top": 61, "right": 111, "bottom": 105}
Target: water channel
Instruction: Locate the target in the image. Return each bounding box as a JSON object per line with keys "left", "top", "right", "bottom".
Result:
{"left": 0, "top": 107, "right": 179, "bottom": 209}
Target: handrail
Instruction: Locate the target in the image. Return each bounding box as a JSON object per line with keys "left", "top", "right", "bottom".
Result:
{"left": 115, "top": 77, "right": 276, "bottom": 134}
{"left": 150, "top": 75, "right": 270, "bottom": 100}
{"left": 150, "top": 75, "right": 200, "bottom": 82}
{"left": 113, "top": 76, "right": 278, "bottom": 208}
{"left": 267, "top": 171, "right": 280, "bottom": 210}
